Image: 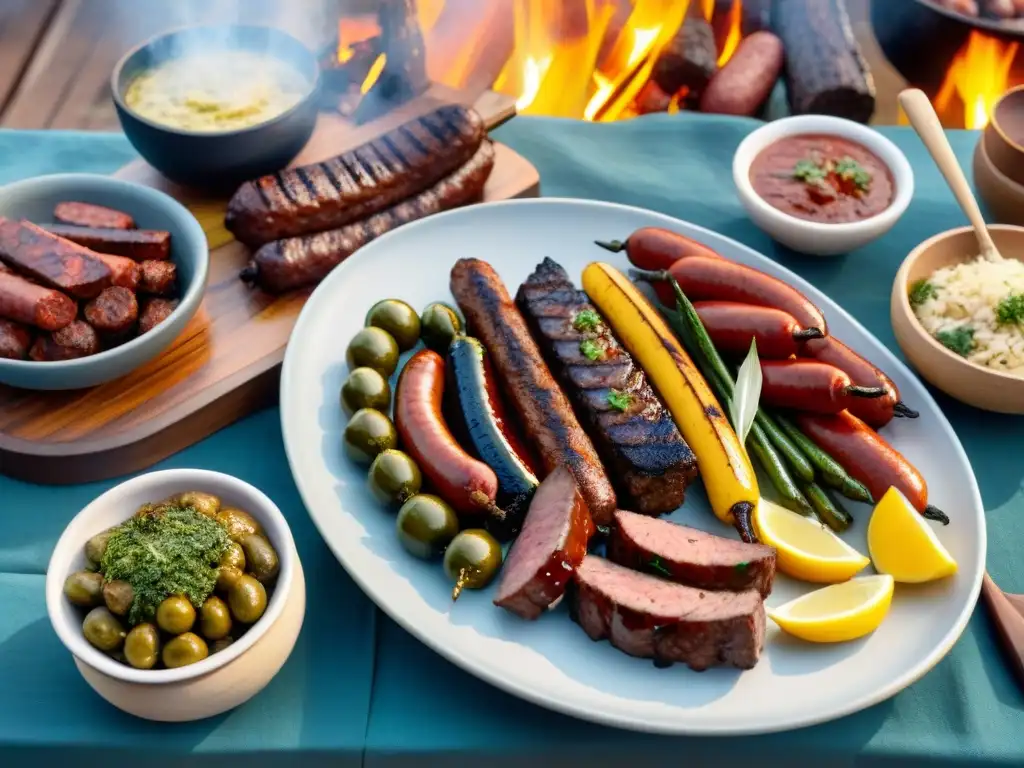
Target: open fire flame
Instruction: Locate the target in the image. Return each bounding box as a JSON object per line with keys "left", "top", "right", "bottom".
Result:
{"left": 934, "top": 31, "right": 1019, "bottom": 130}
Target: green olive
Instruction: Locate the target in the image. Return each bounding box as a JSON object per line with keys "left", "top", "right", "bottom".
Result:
{"left": 162, "top": 632, "right": 209, "bottom": 669}
{"left": 64, "top": 570, "right": 104, "bottom": 607}
{"left": 199, "top": 595, "right": 233, "bottom": 641}
{"left": 102, "top": 579, "right": 134, "bottom": 617}
{"left": 346, "top": 327, "right": 399, "bottom": 377}
{"left": 217, "top": 565, "right": 244, "bottom": 592}
{"left": 341, "top": 367, "right": 392, "bottom": 416}
{"left": 210, "top": 636, "right": 235, "bottom": 654}
{"left": 156, "top": 595, "right": 196, "bottom": 635}
{"left": 82, "top": 607, "right": 126, "bottom": 652}
{"left": 239, "top": 533, "right": 280, "bottom": 585}
{"left": 396, "top": 494, "right": 459, "bottom": 559}
{"left": 228, "top": 574, "right": 268, "bottom": 624}
{"left": 168, "top": 491, "right": 221, "bottom": 518}
{"left": 84, "top": 530, "right": 113, "bottom": 564}
{"left": 220, "top": 540, "right": 246, "bottom": 571}
{"left": 216, "top": 507, "right": 263, "bottom": 542}
{"left": 443, "top": 529, "right": 503, "bottom": 601}
{"left": 368, "top": 449, "right": 422, "bottom": 506}
{"left": 123, "top": 623, "right": 160, "bottom": 670}
{"left": 344, "top": 408, "right": 397, "bottom": 464}
{"left": 366, "top": 299, "right": 421, "bottom": 351}
{"left": 419, "top": 302, "right": 462, "bottom": 353}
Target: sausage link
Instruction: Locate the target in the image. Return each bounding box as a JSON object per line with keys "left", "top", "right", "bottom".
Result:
{"left": 84, "top": 286, "right": 139, "bottom": 335}
{"left": 450, "top": 257, "right": 618, "bottom": 524}
{"left": 0, "top": 219, "right": 111, "bottom": 299}
{"left": 0, "top": 318, "right": 33, "bottom": 360}
{"left": 138, "top": 298, "right": 178, "bottom": 335}
{"left": 88, "top": 250, "right": 140, "bottom": 291}
{"left": 54, "top": 202, "right": 135, "bottom": 230}
{"left": 394, "top": 349, "right": 500, "bottom": 516}
{"left": 0, "top": 269, "right": 76, "bottom": 331}
{"left": 759, "top": 359, "right": 886, "bottom": 414}
{"left": 29, "top": 320, "right": 99, "bottom": 362}
{"left": 699, "top": 31, "right": 784, "bottom": 116}
{"left": 694, "top": 301, "right": 823, "bottom": 359}
{"left": 41, "top": 225, "right": 170, "bottom": 261}
{"left": 241, "top": 140, "right": 495, "bottom": 293}
{"left": 139, "top": 260, "right": 177, "bottom": 296}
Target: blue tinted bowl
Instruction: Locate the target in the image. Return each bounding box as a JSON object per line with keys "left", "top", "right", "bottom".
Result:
{"left": 0, "top": 173, "right": 208, "bottom": 390}
{"left": 111, "top": 25, "right": 320, "bottom": 189}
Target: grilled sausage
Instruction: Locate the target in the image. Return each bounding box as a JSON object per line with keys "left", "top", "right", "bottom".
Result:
{"left": 0, "top": 219, "right": 111, "bottom": 299}
{"left": 699, "top": 31, "right": 784, "bottom": 116}
{"left": 694, "top": 301, "right": 823, "bottom": 359}
{"left": 225, "top": 104, "right": 485, "bottom": 246}
{"left": 0, "top": 318, "right": 33, "bottom": 360}
{"left": 88, "top": 250, "right": 140, "bottom": 291}
{"left": 241, "top": 141, "right": 495, "bottom": 293}
{"left": 759, "top": 359, "right": 888, "bottom": 414}
{"left": 40, "top": 225, "right": 170, "bottom": 261}
{"left": 0, "top": 268, "right": 76, "bottom": 331}
{"left": 29, "top": 320, "right": 99, "bottom": 361}
{"left": 54, "top": 202, "right": 135, "bottom": 230}
{"left": 450, "top": 258, "right": 618, "bottom": 525}
{"left": 138, "top": 298, "right": 178, "bottom": 335}
{"left": 84, "top": 286, "right": 139, "bottom": 335}
{"left": 138, "top": 260, "right": 177, "bottom": 296}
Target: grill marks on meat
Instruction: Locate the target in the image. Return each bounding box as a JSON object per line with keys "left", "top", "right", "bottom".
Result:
{"left": 0, "top": 218, "right": 111, "bottom": 299}
{"left": 225, "top": 105, "right": 485, "bottom": 246}
{"left": 516, "top": 258, "right": 698, "bottom": 516}
{"left": 608, "top": 509, "right": 777, "bottom": 597}
{"left": 571, "top": 556, "right": 766, "bottom": 671}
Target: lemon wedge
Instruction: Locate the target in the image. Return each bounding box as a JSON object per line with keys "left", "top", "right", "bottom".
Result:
{"left": 768, "top": 574, "right": 895, "bottom": 643}
{"left": 867, "top": 486, "right": 957, "bottom": 583}
{"left": 754, "top": 497, "right": 870, "bottom": 583}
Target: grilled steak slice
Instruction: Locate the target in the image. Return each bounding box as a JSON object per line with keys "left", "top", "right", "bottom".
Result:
{"left": 516, "top": 258, "right": 698, "bottom": 516}
{"left": 493, "top": 465, "right": 594, "bottom": 619}
{"left": 571, "top": 556, "right": 765, "bottom": 670}
{"left": 609, "top": 509, "right": 776, "bottom": 597}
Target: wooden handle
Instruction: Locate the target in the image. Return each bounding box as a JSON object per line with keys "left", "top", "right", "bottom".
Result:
{"left": 898, "top": 88, "right": 998, "bottom": 259}
{"left": 982, "top": 572, "right": 1024, "bottom": 693}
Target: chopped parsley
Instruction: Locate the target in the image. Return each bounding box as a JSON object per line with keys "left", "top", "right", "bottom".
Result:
{"left": 579, "top": 338, "right": 606, "bottom": 361}
{"left": 792, "top": 155, "right": 872, "bottom": 196}
{"left": 606, "top": 389, "right": 633, "bottom": 412}
{"left": 936, "top": 326, "right": 976, "bottom": 357}
{"left": 996, "top": 293, "right": 1024, "bottom": 325}
{"left": 648, "top": 556, "right": 671, "bottom": 577}
{"left": 834, "top": 156, "right": 872, "bottom": 191}
{"left": 909, "top": 279, "right": 937, "bottom": 308}
{"left": 793, "top": 159, "right": 826, "bottom": 184}
{"left": 572, "top": 309, "right": 602, "bottom": 333}
{"left": 734, "top": 561, "right": 750, "bottom": 573}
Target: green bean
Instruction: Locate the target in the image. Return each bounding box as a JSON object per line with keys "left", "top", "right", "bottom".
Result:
{"left": 747, "top": 422, "right": 815, "bottom": 517}
{"left": 773, "top": 413, "right": 873, "bottom": 504}
{"left": 755, "top": 410, "right": 815, "bottom": 482}
{"left": 801, "top": 481, "right": 853, "bottom": 533}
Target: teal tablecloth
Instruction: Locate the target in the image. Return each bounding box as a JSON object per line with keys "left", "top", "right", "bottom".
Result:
{"left": 1, "top": 117, "right": 1023, "bottom": 767}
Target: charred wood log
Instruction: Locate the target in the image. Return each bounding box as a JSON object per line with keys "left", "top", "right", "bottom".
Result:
{"left": 355, "top": 0, "right": 429, "bottom": 124}
{"left": 739, "top": 0, "right": 774, "bottom": 35}
{"left": 651, "top": 7, "right": 718, "bottom": 101}
{"left": 318, "top": 37, "right": 380, "bottom": 94}
{"left": 772, "top": 0, "right": 876, "bottom": 123}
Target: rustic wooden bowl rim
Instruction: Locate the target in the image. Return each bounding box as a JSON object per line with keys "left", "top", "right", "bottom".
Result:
{"left": 990, "top": 85, "right": 1024, "bottom": 157}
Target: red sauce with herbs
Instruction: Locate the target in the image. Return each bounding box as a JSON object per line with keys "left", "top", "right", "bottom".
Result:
{"left": 749, "top": 134, "right": 895, "bottom": 224}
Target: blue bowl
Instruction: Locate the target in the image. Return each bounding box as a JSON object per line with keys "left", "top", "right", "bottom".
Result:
{"left": 111, "top": 25, "right": 320, "bottom": 190}
{"left": 0, "top": 173, "right": 208, "bottom": 390}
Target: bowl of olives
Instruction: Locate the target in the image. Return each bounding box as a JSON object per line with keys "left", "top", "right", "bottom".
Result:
{"left": 45, "top": 468, "right": 304, "bottom": 721}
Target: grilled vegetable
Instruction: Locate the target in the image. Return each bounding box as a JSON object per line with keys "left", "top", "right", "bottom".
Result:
{"left": 773, "top": 413, "right": 873, "bottom": 504}
{"left": 800, "top": 481, "right": 853, "bottom": 533}
{"left": 582, "top": 262, "right": 760, "bottom": 541}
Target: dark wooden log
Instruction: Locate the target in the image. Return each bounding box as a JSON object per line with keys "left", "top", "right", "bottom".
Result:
{"left": 354, "top": 0, "right": 428, "bottom": 124}
{"left": 739, "top": 0, "right": 774, "bottom": 35}
{"left": 772, "top": 0, "right": 876, "bottom": 123}
{"left": 651, "top": 7, "right": 719, "bottom": 100}
{"left": 318, "top": 37, "right": 380, "bottom": 95}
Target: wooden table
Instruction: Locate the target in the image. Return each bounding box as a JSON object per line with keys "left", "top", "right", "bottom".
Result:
{"left": 0, "top": 0, "right": 904, "bottom": 131}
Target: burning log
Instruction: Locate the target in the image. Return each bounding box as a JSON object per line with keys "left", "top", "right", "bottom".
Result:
{"left": 772, "top": 0, "right": 876, "bottom": 123}
{"left": 635, "top": 81, "right": 673, "bottom": 114}
{"left": 651, "top": 7, "right": 719, "bottom": 103}
{"left": 354, "top": 0, "right": 429, "bottom": 124}
{"left": 319, "top": 38, "right": 381, "bottom": 95}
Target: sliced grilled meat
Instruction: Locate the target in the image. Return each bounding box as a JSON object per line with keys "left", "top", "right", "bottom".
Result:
{"left": 516, "top": 258, "right": 698, "bottom": 516}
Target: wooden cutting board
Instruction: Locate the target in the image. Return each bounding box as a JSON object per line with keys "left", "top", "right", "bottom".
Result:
{"left": 0, "top": 87, "right": 540, "bottom": 484}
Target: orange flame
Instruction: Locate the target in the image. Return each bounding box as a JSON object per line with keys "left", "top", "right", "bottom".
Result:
{"left": 337, "top": 15, "right": 379, "bottom": 63}
{"left": 361, "top": 54, "right": 388, "bottom": 95}
{"left": 934, "top": 31, "right": 1019, "bottom": 130}
{"left": 717, "top": 0, "right": 743, "bottom": 66}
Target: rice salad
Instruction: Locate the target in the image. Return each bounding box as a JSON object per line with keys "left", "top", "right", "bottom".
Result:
{"left": 909, "top": 254, "right": 1024, "bottom": 375}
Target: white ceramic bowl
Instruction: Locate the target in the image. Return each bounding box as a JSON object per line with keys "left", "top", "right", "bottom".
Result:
{"left": 733, "top": 115, "right": 915, "bottom": 256}
{"left": 45, "top": 469, "right": 304, "bottom": 721}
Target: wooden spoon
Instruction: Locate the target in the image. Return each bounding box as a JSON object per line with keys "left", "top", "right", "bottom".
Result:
{"left": 899, "top": 88, "right": 1005, "bottom": 263}
{"left": 982, "top": 572, "right": 1024, "bottom": 691}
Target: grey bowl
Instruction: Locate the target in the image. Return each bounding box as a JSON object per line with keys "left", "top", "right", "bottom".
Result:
{"left": 111, "top": 24, "right": 320, "bottom": 190}
{"left": 0, "top": 173, "right": 208, "bottom": 390}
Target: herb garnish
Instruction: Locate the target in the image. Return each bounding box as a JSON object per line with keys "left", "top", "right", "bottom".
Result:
{"left": 607, "top": 389, "right": 633, "bottom": 412}
{"left": 735, "top": 561, "right": 750, "bottom": 573}
{"left": 936, "top": 326, "right": 976, "bottom": 358}
{"left": 572, "top": 309, "right": 602, "bottom": 333}
{"left": 792, "top": 155, "right": 873, "bottom": 195}
{"left": 648, "top": 556, "right": 671, "bottom": 577}
{"left": 793, "top": 159, "right": 827, "bottom": 184}
{"left": 996, "top": 293, "right": 1024, "bottom": 325}
{"left": 579, "top": 338, "right": 606, "bottom": 361}
{"left": 909, "top": 279, "right": 937, "bottom": 308}
{"left": 834, "top": 156, "right": 872, "bottom": 191}
{"left": 100, "top": 505, "right": 231, "bottom": 626}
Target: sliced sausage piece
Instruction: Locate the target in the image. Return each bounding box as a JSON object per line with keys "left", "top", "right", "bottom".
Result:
{"left": 54, "top": 202, "right": 135, "bottom": 230}
{"left": 571, "top": 556, "right": 766, "bottom": 670}
{"left": 138, "top": 298, "right": 178, "bottom": 335}
{"left": 84, "top": 286, "right": 139, "bottom": 335}
{"left": 0, "top": 269, "right": 76, "bottom": 331}
{"left": 0, "top": 219, "right": 111, "bottom": 299}
{"left": 29, "top": 320, "right": 100, "bottom": 362}
{"left": 608, "top": 510, "right": 776, "bottom": 597}
{"left": 88, "top": 250, "right": 140, "bottom": 291}
{"left": 0, "top": 318, "right": 33, "bottom": 360}
{"left": 138, "top": 260, "right": 177, "bottom": 296}
{"left": 493, "top": 466, "right": 595, "bottom": 619}
{"left": 40, "top": 225, "right": 171, "bottom": 261}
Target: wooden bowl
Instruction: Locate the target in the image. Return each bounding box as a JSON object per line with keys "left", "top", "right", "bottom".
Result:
{"left": 984, "top": 86, "right": 1024, "bottom": 187}
{"left": 891, "top": 224, "right": 1024, "bottom": 413}
{"left": 972, "top": 138, "right": 1024, "bottom": 227}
